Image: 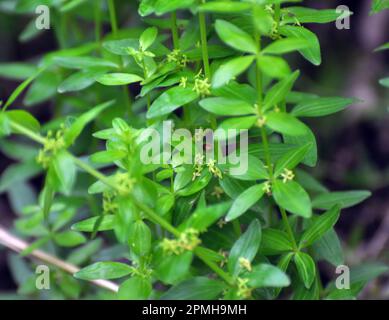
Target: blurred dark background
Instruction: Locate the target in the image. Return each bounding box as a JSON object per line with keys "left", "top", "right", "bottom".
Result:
{"left": 0, "top": 0, "right": 388, "bottom": 298}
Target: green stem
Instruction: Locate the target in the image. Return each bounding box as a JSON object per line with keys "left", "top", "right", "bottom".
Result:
{"left": 171, "top": 12, "right": 180, "bottom": 50}
{"left": 107, "top": 0, "right": 132, "bottom": 115}
{"left": 94, "top": 0, "right": 102, "bottom": 43}
{"left": 195, "top": 248, "right": 235, "bottom": 285}
{"left": 260, "top": 127, "right": 273, "bottom": 179}
{"left": 253, "top": 14, "right": 297, "bottom": 252}
{"left": 131, "top": 198, "right": 180, "bottom": 238}
{"left": 70, "top": 155, "right": 119, "bottom": 190}
{"left": 198, "top": 9, "right": 211, "bottom": 79}
{"left": 232, "top": 220, "right": 242, "bottom": 237}
{"left": 9, "top": 121, "right": 46, "bottom": 144}
{"left": 107, "top": 0, "right": 118, "bottom": 37}
{"left": 280, "top": 207, "right": 298, "bottom": 251}
{"left": 274, "top": 3, "right": 281, "bottom": 29}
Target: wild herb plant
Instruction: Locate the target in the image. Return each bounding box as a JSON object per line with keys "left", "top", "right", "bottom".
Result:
{"left": 0, "top": 0, "right": 387, "bottom": 300}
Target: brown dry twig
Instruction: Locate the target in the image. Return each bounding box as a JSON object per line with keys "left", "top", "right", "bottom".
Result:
{"left": 0, "top": 225, "right": 119, "bottom": 293}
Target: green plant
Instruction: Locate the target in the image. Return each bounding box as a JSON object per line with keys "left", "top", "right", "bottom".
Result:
{"left": 0, "top": 0, "right": 387, "bottom": 300}
{"left": 371, "top": 0, "right": 389, "bottom": 88}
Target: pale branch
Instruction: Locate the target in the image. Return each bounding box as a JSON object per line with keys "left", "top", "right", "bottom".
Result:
{"left": 0, "top": 225, "right": 119, "bottom": 293}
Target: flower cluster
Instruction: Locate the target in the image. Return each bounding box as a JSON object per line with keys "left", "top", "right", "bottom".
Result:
{"left": 36, "top": 125, "right": 66, "bottom": 168}
{"left": 161, "top": 228, "right": 201, "bottom": 255}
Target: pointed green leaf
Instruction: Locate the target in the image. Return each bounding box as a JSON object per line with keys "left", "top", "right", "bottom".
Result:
{"left": 147, "top": 86, "right": 198, "bottom": 119}
{"left": 228, "top": 219, "right": 261, "bottom": 276}
{"left": 226, "top": 184, "right": 266, "bottom": 221}
{"left": 199, "top": 97, "right": 256, "bottom": 116}
{"left": 300, "top": 205, "right": 341, "bottom": 248}
{"left": 292, "top": 97, "right": 355, "bottom": 117}
{"left": 215, "top": 20, "right": 258, "bottom": 54}
{"left": 266, "top": 112, "right": 309, "bottom": 136}
{"left": 294, "top": 252, "right": 316, "bottom": 289}
{"left": 312, "top": 191, "right": 371, "bottom": 210}
{"left": 212, "top": 56, "right": 255, "bottom": 88}
{"left": 273, "top": 180, "right": 312, "bottom": 218}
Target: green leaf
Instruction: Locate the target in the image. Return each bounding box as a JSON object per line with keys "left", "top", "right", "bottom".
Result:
{"left": 375, "top": 42, "right": 389, "bottom": 52}
{"left": 140, "top": 27, "right": 158, "bottom": 51}
{"left": 155, "top": 251, "right": 193, "bottom": 285}
{"left": 283, "top": 128, "right": 318, "bottom": 167}
{"left": 71, "top": 215, "right": 115, "bottom": 232}
{"left": 0, "top": 161, "right": 41, "bottom": 193}
{"left": 258, "top": 56, "right": 290, "bottom": 79}
{"left": 244, "top": 264, "right": 290, "bottom": 288}
{"left": 312, "top": 229, "right": 344, "bottom": 267}
{"left": 279, "top": 26, "right": 321, "bottom": 66}
{"left": 128, "top": 220, "right": 152, "bottom": 256}
{"left": 299, "top": 205, "right": 341, "bottom": 248}
{"left": 154, "top": 0, "right": 195, "bottom": 15}
{"left": 103, "top": 38, "right": 139, "bottom": 55}
{"left": 283, "top": 7, "right": 352, "bottom": 24}
{"left": 118, "top": 276, "right": 152, "bottom": 300}
{"left": 216, "top": 116, "right": 257, "bottom": 140}
{"left": 312, "top": 191, "right": 371, "bottom": 210}
{"left": 58, "top": 69, "right": 107, "bottom": 93}
{"left": 60, "top": 0, "right": 88, "bottom": 12}
{"left": 67, "top": 239, "right": 103, "bottom": 266}
{"left": 0, "top": 113, "right": 10, "bottom": 137}
{"left": 266, "top": 112, "right": 309, "bottom": 136}
{"left": 0, "top": 63, "right": 38, "bottom": 81}
{"left": 326, "top": 263, "right": 389, "bottom": 299}
{"left": 199, "top": 2, "right": 251, "bottom": 13}
{"left": 21, "top": 236, "right": 50, "bottom": 256}
{"left": 95, "top": 73, "right": 143, "bottom": 86}
{"left": 53, "top": 56, "right": 118, "bottom": 69}
{"left": 54, "top": 231, "right": 86, "bottom": 247}
{"left": 273, "top": 180, "right": 312, "bottom": 218}
{"left": 293, "top": 276, "right": 320, "bottom": 300}
{"left": 292, "top": 97, "right": 355, "bottom": 117}
{"left": 212, "top": 56, "right": 255, "bottom": 88}
{"left": 42, "top": 181, "right": 55, "bottom": 222}
{"left": 226, "top": 156, "right": 269, "bottom": 181}
{"left": 51, "top": 150, "right": 76, "bottom": 195}
{"left": 3, "top": 68, "right": 45, "bottom": 109}
{"left": 379, "top": 77, "right": 389, "bottom": 88}
{"left": 274, "top": 143, "right": 312, "bottom": 178}
{"left": 263, "top": 38, "right": 310, "bottom": 55}
{"left": 7, "top": 110, "right": 41, "bottom": 134}
{"left": 176, "top": 171, "right": 212, "bottom": 197}
{"left": 371, "top": 0, "right": 389, "bottom": 14}
{"left": 147, "top": 86, "right": 198, "bottom": 119}
{"left": 260, "top": 229, "right": 294, "bottom": 255}
{"left": 215, "top": 20, "right": 258, "bottom": 54}
{"left": 226, "top": 184, "right": 265, "bottom": 221}
{"left": 263, "top": 70, "right": 300, "bottom": 111}
{"left": 161, "top": 277, "right": 225, "bottom": 300}
{"left": 199, "top": 97, "right": 255, "bottom": 116}
{"left": 253, "top": 6, "right": 274, "bottom": 35}
{"left": 178, "top": 201, "right": 231, "bottom": 232}
{"left": 294, "top": 252, "right": 316, "bottom": 289}
{"left": 90, "top": 150, "right": 127, "bottom": 164}
{"left": 64, "top": 100, "right": 113, "bottom": 147}
{"left": 74, "top": 262, "right": 133, "bottom": 280}
{"left": 228, "top": 219, "right": 261, "bottom": 276}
